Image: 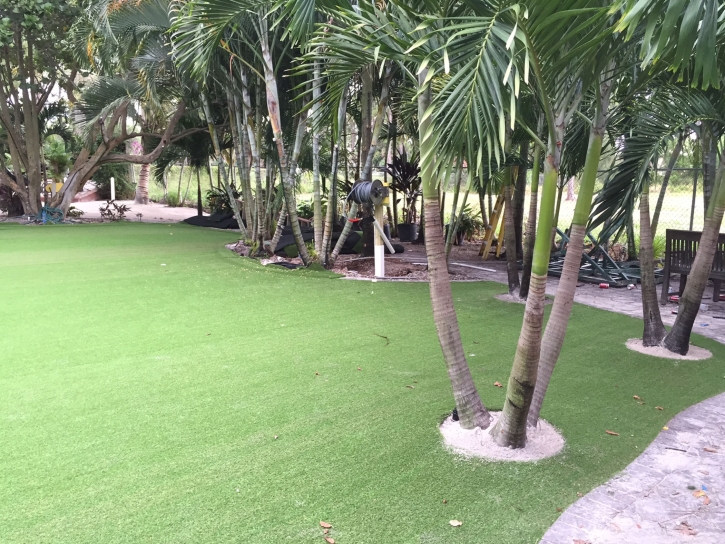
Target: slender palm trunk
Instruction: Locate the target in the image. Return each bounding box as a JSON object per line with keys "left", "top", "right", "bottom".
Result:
{"left": 257, "top": 18, "right": 309, "bottom": 264}
{"left": 270, "top": 207, "right": 287, "bottom": 254}
{"left": 651, "top": 132, "right": 684, "bottom": 236}
{"left": 135, "top": 163, "right": 150, "bottom": 204}
{"left": 701, "top": 122, "right": 717, "bottom": 219}
{"left": 200, "top": 92, "right": 248, "bottom": 239}
{"left": 514, "top": 141, "right": 529, "bottom": 257}
{"left": 312, "top": 59, "right": 323, "bottom": 254}
{"left": 491, "top": 116, "right": 564, "bottom": 447}
{"left": 448, "top": 187, "right": 470, "bottom": 255}
{"left": 503, "top": 166, "right": 520, "bottom": 295}
{"left": 322, "top": 84, "right": 349, "bottom": 265}
{"left": 520, "top": 143, "right": 541, "bottom": 299}
{"left": 527, "top": 80, "right": 611, "bottom": 427}
{"left": 640, "top": 174, "right": 667, "bottom": 346}
{"left": 444, "top": 166, "right": 463, "bottom": 255}
{"left": 664, "top": 154, "right": 725, "bottom": 354}
{"left": 419, "top": 70, "right": 491, "bottom": 430}
{"left": 331, "top": 64, "right": 394, "bottom": 256}
{"left": 196, "top": 169, "right": 202, "bottom": 216}
{"left": 328, "top": 203, "right": 358, "bottom": 267}
{"left": 228, "top": 88, "right": 254, "bottom": 235}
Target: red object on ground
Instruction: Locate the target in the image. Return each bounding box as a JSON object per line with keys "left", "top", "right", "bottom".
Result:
{"left": 669, "top": 295, "right": 680, "bottom": 302}
{"left": 348, "top": 218, "right": 362, "bottom": 223}
{"left": 599, "top": 283, "right": 609, "bottom": 289}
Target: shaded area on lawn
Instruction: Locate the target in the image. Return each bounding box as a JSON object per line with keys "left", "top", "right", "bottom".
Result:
{"left": 1, "top": 222, "right": 723, "bottom": 544}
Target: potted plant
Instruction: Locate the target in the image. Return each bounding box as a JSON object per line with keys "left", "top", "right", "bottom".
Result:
{"left": 385, "top": 148, "right": 421, "bottom": 242}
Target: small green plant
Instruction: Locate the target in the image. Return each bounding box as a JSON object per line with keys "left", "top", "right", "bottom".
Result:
{"left": 66, "top": 206, "right": 84, "bottom": 218}
{"left": 99, "top": 200, "right": 130, "bottom": 221}
{"left": 166, "top": 192, "right": 180, "bottom": 207}
{"left": 456, "top": 204, "right": 484, "bottom": 240}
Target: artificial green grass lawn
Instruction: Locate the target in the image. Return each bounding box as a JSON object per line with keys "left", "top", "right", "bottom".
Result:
{"left": 1, "top": 223, "right": 723, "bottom": 544}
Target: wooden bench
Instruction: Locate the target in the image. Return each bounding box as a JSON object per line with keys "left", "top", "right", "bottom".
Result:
{"left": 660, "top": 229, "right": 725, "bottom": 304}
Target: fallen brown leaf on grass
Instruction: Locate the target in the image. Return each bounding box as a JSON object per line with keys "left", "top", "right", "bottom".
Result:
{"left": 633, "top": 395, "right": 641, "bottom": 400}
{"left": 605, "top": 430, "right": 620, "bottom": 436}
{"left": 704, "top": 447, "right": 718, "bottom": 453}
{"left": 320, "top": 521, "right": 332, "bottom": 529}
{"left": 442, "top": 499, "right": 447, "bottom": 504}
{"left": 406, "top": 385, "right": 415, "bottom": 389}
{"left": 449, "top": 520, "right": 463, "bottom": 527}
{"left": 556, "top": 507, "right": 563, "bottom": 512}
{"left": 323, "top": 529, "right": 329, "bottom": 534}
{"left": 324, "top": 538, "right": 335, "bottom": 544}
{"left": 357, "top": 367, "right": 361, "bottom": 371}
{"left": 637, "top": 401, "right": 646, "bottom": 405}
{"left": 677, "top": 521, "right": 697, "bottom": 536}
{"left": 494, "top": 381, "right": 503, "bottom": 388}
{"left": 655, "top": 406, "right": 664, "bottom": 411}
{"left": 576, "top": 492, "right": 583, "bottom": 497}
{"left": 315, "top": 372, "right": 320, "bottom": 376}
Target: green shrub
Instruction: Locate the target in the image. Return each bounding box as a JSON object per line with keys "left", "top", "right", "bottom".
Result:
{"left": 94, "top": 163, "right": 135, "bottom": 200}
{"left": 166, "top": 192, "right": 180, "bottom": 207}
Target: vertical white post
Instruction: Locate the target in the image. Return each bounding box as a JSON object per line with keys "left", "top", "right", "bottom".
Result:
{"left": 110, "top": 177, "right": 116, "bottom": 201}
{"left": 374, "top": 202, "right": 385, "bottom": 278}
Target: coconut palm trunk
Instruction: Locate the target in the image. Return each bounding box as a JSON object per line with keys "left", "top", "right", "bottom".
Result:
{"left": 527, "top": 81, "right": 612, "bottom": 427}
{"left": 136, "top": 163, "right": 150, "bottom": 204}
{"left": 419, "top": 70, "right": 491, "bottom": 430}
{"left": 200, "top": 92, "right": 248, "bottom": 239}
{"left": 639, "top": 173, "right": 667, "bottom": 346}
{"left": 227, "top": 88, "right": 254, "bottom": 235}
{"left": 520, "top": 142, "right": 541, "bottom": 299}
{"left": 663, "top": 154, "right": 725, "bottom": 354}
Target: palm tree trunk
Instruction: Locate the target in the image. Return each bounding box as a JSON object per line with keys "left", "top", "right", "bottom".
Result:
{"left": 257, "top": 17, "right": 309, "bottom": 265}
{"left": 196, "top": 169, "right": 202, "bottom": 216}
{"left": 444, "top": 166, "right": 463, "bottom": 255}
{"left": 520, "top": 142, "right": 541, "bottom": 299}
{"left": 135, "top": 163, "right": 150, "bottom": 204}
{"left": 527, "top": 79, "right": 612, "bottom": 427}
{"left": 328, "top": 203, "right": 358, "bottom": 267}
{"left": 419, "top": 69, "right": 491, "bottom": 430}
{"left": 228, "top": 88, "right": 254, "bottom": 235}
{"left": 701, "top": 121, "right": 717, "bottom": 219}
{"left": 491, "top": 113, "right": 564, "bottom": 447}
{"left": 270, "top": 206, "right": 287, "bottom": 255}
{"left": 640, "top": 174, "right": 667, "bottom": 346}
{"left": 322, "top": 84, "right": 349, "bottom": 265}
{"left": 651, "top": 131, "right": 684, "bottom": 236}
{"left": 448, "top": 186, "right": 470, "bottom": 255}
{"left": 330, "top": 64, "right": 394, "bottom": 258}
{"left": 663, "top": 154, "right": 725, "bottom": 354}
{"left": 503, "top": 171, "right": 520, "bottom": 296}
{"left": 514, "top": 141, "right": 529, "bottom": 258}
{"left": 312, "top": 59, "right": 323, "bottom": 255}
{"left": 200, "top": 92, "right": 248, "bottom": 239}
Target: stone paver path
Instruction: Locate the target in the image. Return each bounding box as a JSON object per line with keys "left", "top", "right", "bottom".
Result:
{"left": 541, "top": 393, "right": 725, "bottom": 544}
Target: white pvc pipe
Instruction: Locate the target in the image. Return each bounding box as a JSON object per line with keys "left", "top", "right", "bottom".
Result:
{"left": 372, "top": 219, "right": 396, "bottom": 254}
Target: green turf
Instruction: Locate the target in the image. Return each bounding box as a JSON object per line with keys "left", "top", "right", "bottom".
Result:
{"left": 1, "top": 222, "right": 723, "bottom": 544}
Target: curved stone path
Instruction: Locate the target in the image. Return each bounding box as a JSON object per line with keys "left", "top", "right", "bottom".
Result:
{"left": 541, "top": 392, "right": 725, "bottom": 544}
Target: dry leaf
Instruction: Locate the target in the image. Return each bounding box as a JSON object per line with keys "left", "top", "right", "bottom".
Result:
{"left": 662, "top": 426, "right": 669, "bottom": 431}
{"left": 494, "top": 381, "right": 503, "bottom": 388}
{"left": 693, "top": 490, "right": 706, "bottom": 498}
{"left": 442, "top": 499, "right": 447, "bottom": 504}
{"left": 274, "top": 435, "right": 278, "bottom": 440}
{"left": 655, "top": 406, "right": 664, "bottom": 411}
{"left": 704, "top": 496, "right": 711, "bottom": 506}
{"left": 324, "top": 538, "right": 335, "bottom": 544}
{"left": 323, "top": 529, "right": 329, "bottom": 534}
{"left": 576, "top": 492, "right": 583, "bottom": 497}
{"left": 357, "top": 367, "right": 362, "bottom": 371}
{"left": 605, "top": 430, "right": 620, "bottom": 436}
{"left": 315, "top": 372, "right": 320, "bottom": 376}
{"left": 320, "top": 521, "right": 332, "bottom": 529}
{"left": 406, "top": 385, "right": 415, "bottom": 389}
{"left": 633, "top": 395, "right": 641, "bottom": 400}
{"left": 704, "top": 447, "right": 718, "bottom": 453}
{"left": 573, "top": 540, "right": 592, "bottom": 544}
{"left": 556, "top": 507, "right": 563, "bottom": 512}
{"left": 677, "top": 521, "right": 697, "bottom": 536}
{"left": 637, "top": 401, "right": 645, "bottom": 405}
{"left": 636, "top": 524, "right": 641, "bottom": 529}
{"left": 449, "top": 520, "right": 463, "bottom": 527}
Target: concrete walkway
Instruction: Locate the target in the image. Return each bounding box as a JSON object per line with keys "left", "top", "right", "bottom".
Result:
{"left": 70, "top": 200, "right": 203, "bottom": 223}
{"left": 541, "top": 393, "right": 725, "bottom": 544}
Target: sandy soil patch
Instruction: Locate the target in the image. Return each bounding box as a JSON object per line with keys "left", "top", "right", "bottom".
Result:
{"left": 440, "top": 412, "right": 565, "bottom": 462}
{"left": 625, "top": 338, "right": 712, "bottom": 360}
